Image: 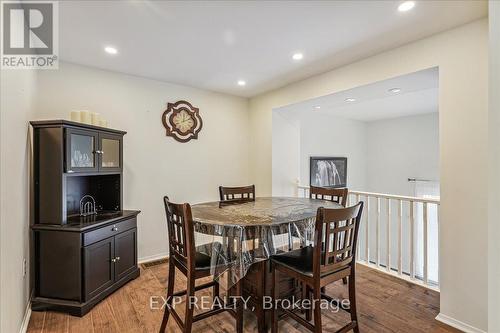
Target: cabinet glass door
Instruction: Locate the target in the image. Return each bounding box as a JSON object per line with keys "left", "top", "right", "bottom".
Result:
{"left": 66, "top": 129, "right": 99, "bottom": 173}
{"left": 99, "top": 133, "right": 122, "bottom": 172}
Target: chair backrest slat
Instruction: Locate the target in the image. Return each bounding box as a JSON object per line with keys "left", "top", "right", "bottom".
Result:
{"left": 163, "top": 196, "right": 195, "bottom": 269}
{"left": 313, "top": 202, "right": 363, "bottom": 276}
{"left": 310, "top": 186, "right": 348, "bottom": 207}
{"left": 219, "top": 185, "right": 256, "bottom": 203}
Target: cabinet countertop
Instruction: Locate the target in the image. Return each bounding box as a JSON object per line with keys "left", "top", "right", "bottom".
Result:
{"left": 31, "top": 210, "right": 141, "bottom": 232}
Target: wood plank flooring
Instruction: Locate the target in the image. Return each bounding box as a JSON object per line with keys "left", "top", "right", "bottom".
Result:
{"left": 27, "top": 264, "right": 459, "bottom": 333}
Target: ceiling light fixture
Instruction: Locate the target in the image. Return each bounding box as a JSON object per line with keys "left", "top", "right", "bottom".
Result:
{"left": 389, "top": 88, "right": 402, "bottom": 93}
{"left": 314, "top": 106, "right": 321, "bottom": 110}
{"left": 345, "top": 98, "right": 356, "bottom": 102}
{"left": 237, "top": 80, "right": 246, "bottom": 86}
{"left": 104, "top": 46, "right": 118, "bottom": 55}
{"left": 398, "top": 1, "right": 415, "bottom": 12}
{"left": 292, "top": 53, "right": 304, "bottom": 61}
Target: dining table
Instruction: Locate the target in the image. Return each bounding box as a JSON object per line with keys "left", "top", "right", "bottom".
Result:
{"left": 191, "top": 196, "right": 343, "bottom": 332}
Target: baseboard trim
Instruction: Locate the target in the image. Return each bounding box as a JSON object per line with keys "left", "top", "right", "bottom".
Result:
{"left": 138, "top": 252, "right": 169, "bottom": 264}
{"left": 19, "top": 299, "right": 32, "bottom": 333}
{"left": 435, "top": 313, "right": 486, "bottom": 333}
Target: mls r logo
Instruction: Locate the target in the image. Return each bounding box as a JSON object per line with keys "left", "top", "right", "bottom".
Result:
{"left": 2, "top": 2, "right": 53, "bottom": 55}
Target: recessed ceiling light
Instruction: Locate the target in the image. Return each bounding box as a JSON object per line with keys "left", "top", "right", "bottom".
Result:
{"left": 398, "top": 1, "right": 415, "bottom": 12}
{"left": 292, "top": 53, "right": 304, "bottom": 61}
{"left": 237, "top": 80, "right": 246, "bottom": 86}
{"left": 345, "top": 98, "right": 356, "bottom": 102}
{"left": 104, "top": 46, "right": 118, "bottom": 55}
{"left": 314, "top": 106, "right": 321, "bottom": 110}
{"left": 389, "top": 88, "right": 402, "bottom": 93}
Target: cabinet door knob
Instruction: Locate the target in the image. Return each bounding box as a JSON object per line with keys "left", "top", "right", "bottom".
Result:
{"left": 112, "top": 225, "right": 118, "bottom": 231}
{"left": 116, "top": 256, "right": 120, "bottom": 261}
{"left": 111, "top": 258, "right": 117, "bottom": 263}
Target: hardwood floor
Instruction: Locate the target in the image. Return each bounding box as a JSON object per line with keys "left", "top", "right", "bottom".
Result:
{"left": 27, "top": 263, "right": 459, "bottom": 333}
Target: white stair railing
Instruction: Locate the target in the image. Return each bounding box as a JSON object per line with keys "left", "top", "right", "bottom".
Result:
{"left": 297, "top": 185, "right": 440, "bottom": 290}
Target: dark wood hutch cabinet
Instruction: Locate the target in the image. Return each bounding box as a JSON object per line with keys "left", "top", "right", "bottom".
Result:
{"left": 30, "top": 120, "right": 140, "bottom": 316}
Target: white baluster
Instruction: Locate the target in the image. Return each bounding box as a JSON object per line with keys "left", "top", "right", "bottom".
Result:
{"left": 409, "top": 201, "right": 415, "bottom": 280}
{"left": 398, "top": 199, "right": 403, "bottom": 276}
{"left": 423, "top": 202, "right": 428, "bottom": 285}
{"left": 436, "top": 203, "right": 440, "bottom": 288}
{"left": 376, "top": 197, "right": 380, "bottom": 267}
{"left": 365, "top": 196, "right": 370, "bottom": 263}
{"left": 386, "top": 198, "right": 391, "bottom": 272}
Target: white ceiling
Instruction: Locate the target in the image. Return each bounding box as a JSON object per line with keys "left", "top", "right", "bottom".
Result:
{"left": 59, "top": 1, "right": 486, "bottom": 97}
{"left": 276, "top": 67, "right": 438, "bottom": 122}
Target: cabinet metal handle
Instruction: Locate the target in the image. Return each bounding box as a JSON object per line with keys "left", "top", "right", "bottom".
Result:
{"left": 111, "top": 258, "right": 117, "bottom": 263}
{"left": 115, "top": 256, "right": 120, "bottom": 261}
{"left": 112, "top": 225, "right": 118, "bottom": 231}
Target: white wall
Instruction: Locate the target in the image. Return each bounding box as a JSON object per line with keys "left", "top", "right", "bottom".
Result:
{"left": 272, "top": 111, "right": 368, "bottom": 196}
{"left": 249, "top": 19, "right": 488, "bottom": 331}
{"left": 272, "top": 111, "right": 300, "bottom": 196}
{"left": 299, "top": 113, "right": 367, "bottom": 191}
{"left": 489, "top": 1, "right": 500, "bottom": 331}
{"left": 366, "top": 113, "right": 439, "bottom": 196}
{"left": 273, "top": 111, "right": 438, "bottom": 196}
{"left": 0, "top": 70, "right": 38, "bottom": 333}
{"left": 34, "top": 62, "right": 250, "bottom": 262}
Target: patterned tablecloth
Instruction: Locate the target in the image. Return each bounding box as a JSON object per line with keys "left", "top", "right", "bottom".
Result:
{"left": 191, "top": 197, "right": 342, "bottom": 286}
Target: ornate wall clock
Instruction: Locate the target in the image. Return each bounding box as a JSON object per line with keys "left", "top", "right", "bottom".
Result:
{"left": 162, "top": 100, "right": 203, "bottom": 142}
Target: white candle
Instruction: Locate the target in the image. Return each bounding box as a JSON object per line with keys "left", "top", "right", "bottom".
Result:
{"left": 70, "top": 111, "right": 80, "bottom": 122}
{"left": 91, "top": 112, "right": 101, "bottom": 125}
{"left": 80, "top": 111, "right": 92, "bottom": 124}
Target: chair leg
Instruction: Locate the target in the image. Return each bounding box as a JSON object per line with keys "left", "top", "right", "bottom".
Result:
{"left": 256, "top": 261, "right": 267, "bottom": 333}
{"left": 305, "top": 285, "right": 312, "bottom": 322}
{"left": 234, "top": 280, "right": 244, "bottom": 333}
{"left": 313, "top": 286, "right": 322, "bottom": 333}
{"left": 348, "top": 272, "right": 359, "bottom": 333}
{"left": 160, "top": 261, "right": 175, "bottom": 333}
{"left": 213, "top": 279, "right": 220, "bottom": 302}
{"left": 256, "top": 302, "right": 266, "bottom": 333}
{"left": 183, "top": 276, "right": 195, "bottom": 333}
{"left": 342, "top": 277, "right": 348, "bottom": 285}
{"left": 271, "top": 264, "right": 278, "bottom": 333}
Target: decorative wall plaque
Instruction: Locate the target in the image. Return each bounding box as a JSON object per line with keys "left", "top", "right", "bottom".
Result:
{"left": 162, "top": 100, "right": 203, "bottom": 142}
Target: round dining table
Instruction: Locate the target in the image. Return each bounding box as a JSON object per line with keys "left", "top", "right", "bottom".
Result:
{"left": 191, "top": 196, "right": 343, "bottom": 333}
{"left": 191, "top": 196, "right": 343, "bottom": 285}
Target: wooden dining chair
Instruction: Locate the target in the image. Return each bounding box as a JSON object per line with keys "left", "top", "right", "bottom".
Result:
{"left": 219, "top": 184, "right": 255, "bottom": 203}
{"left": 310, "top": 186, "right": 348, "bottom": 207}
{"left": 310, "top": 186, "right": 349, "bottom": 286}
{"left": 270, "top": 202, "right": 364, "bottom": 333}
{"left": 160, "top": 196, "right": 243, "bottom": 333}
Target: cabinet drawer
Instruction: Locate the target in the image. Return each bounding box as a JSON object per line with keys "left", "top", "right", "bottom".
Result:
{"left": 83, "top": 218, "right": 136, "bottom": 246}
